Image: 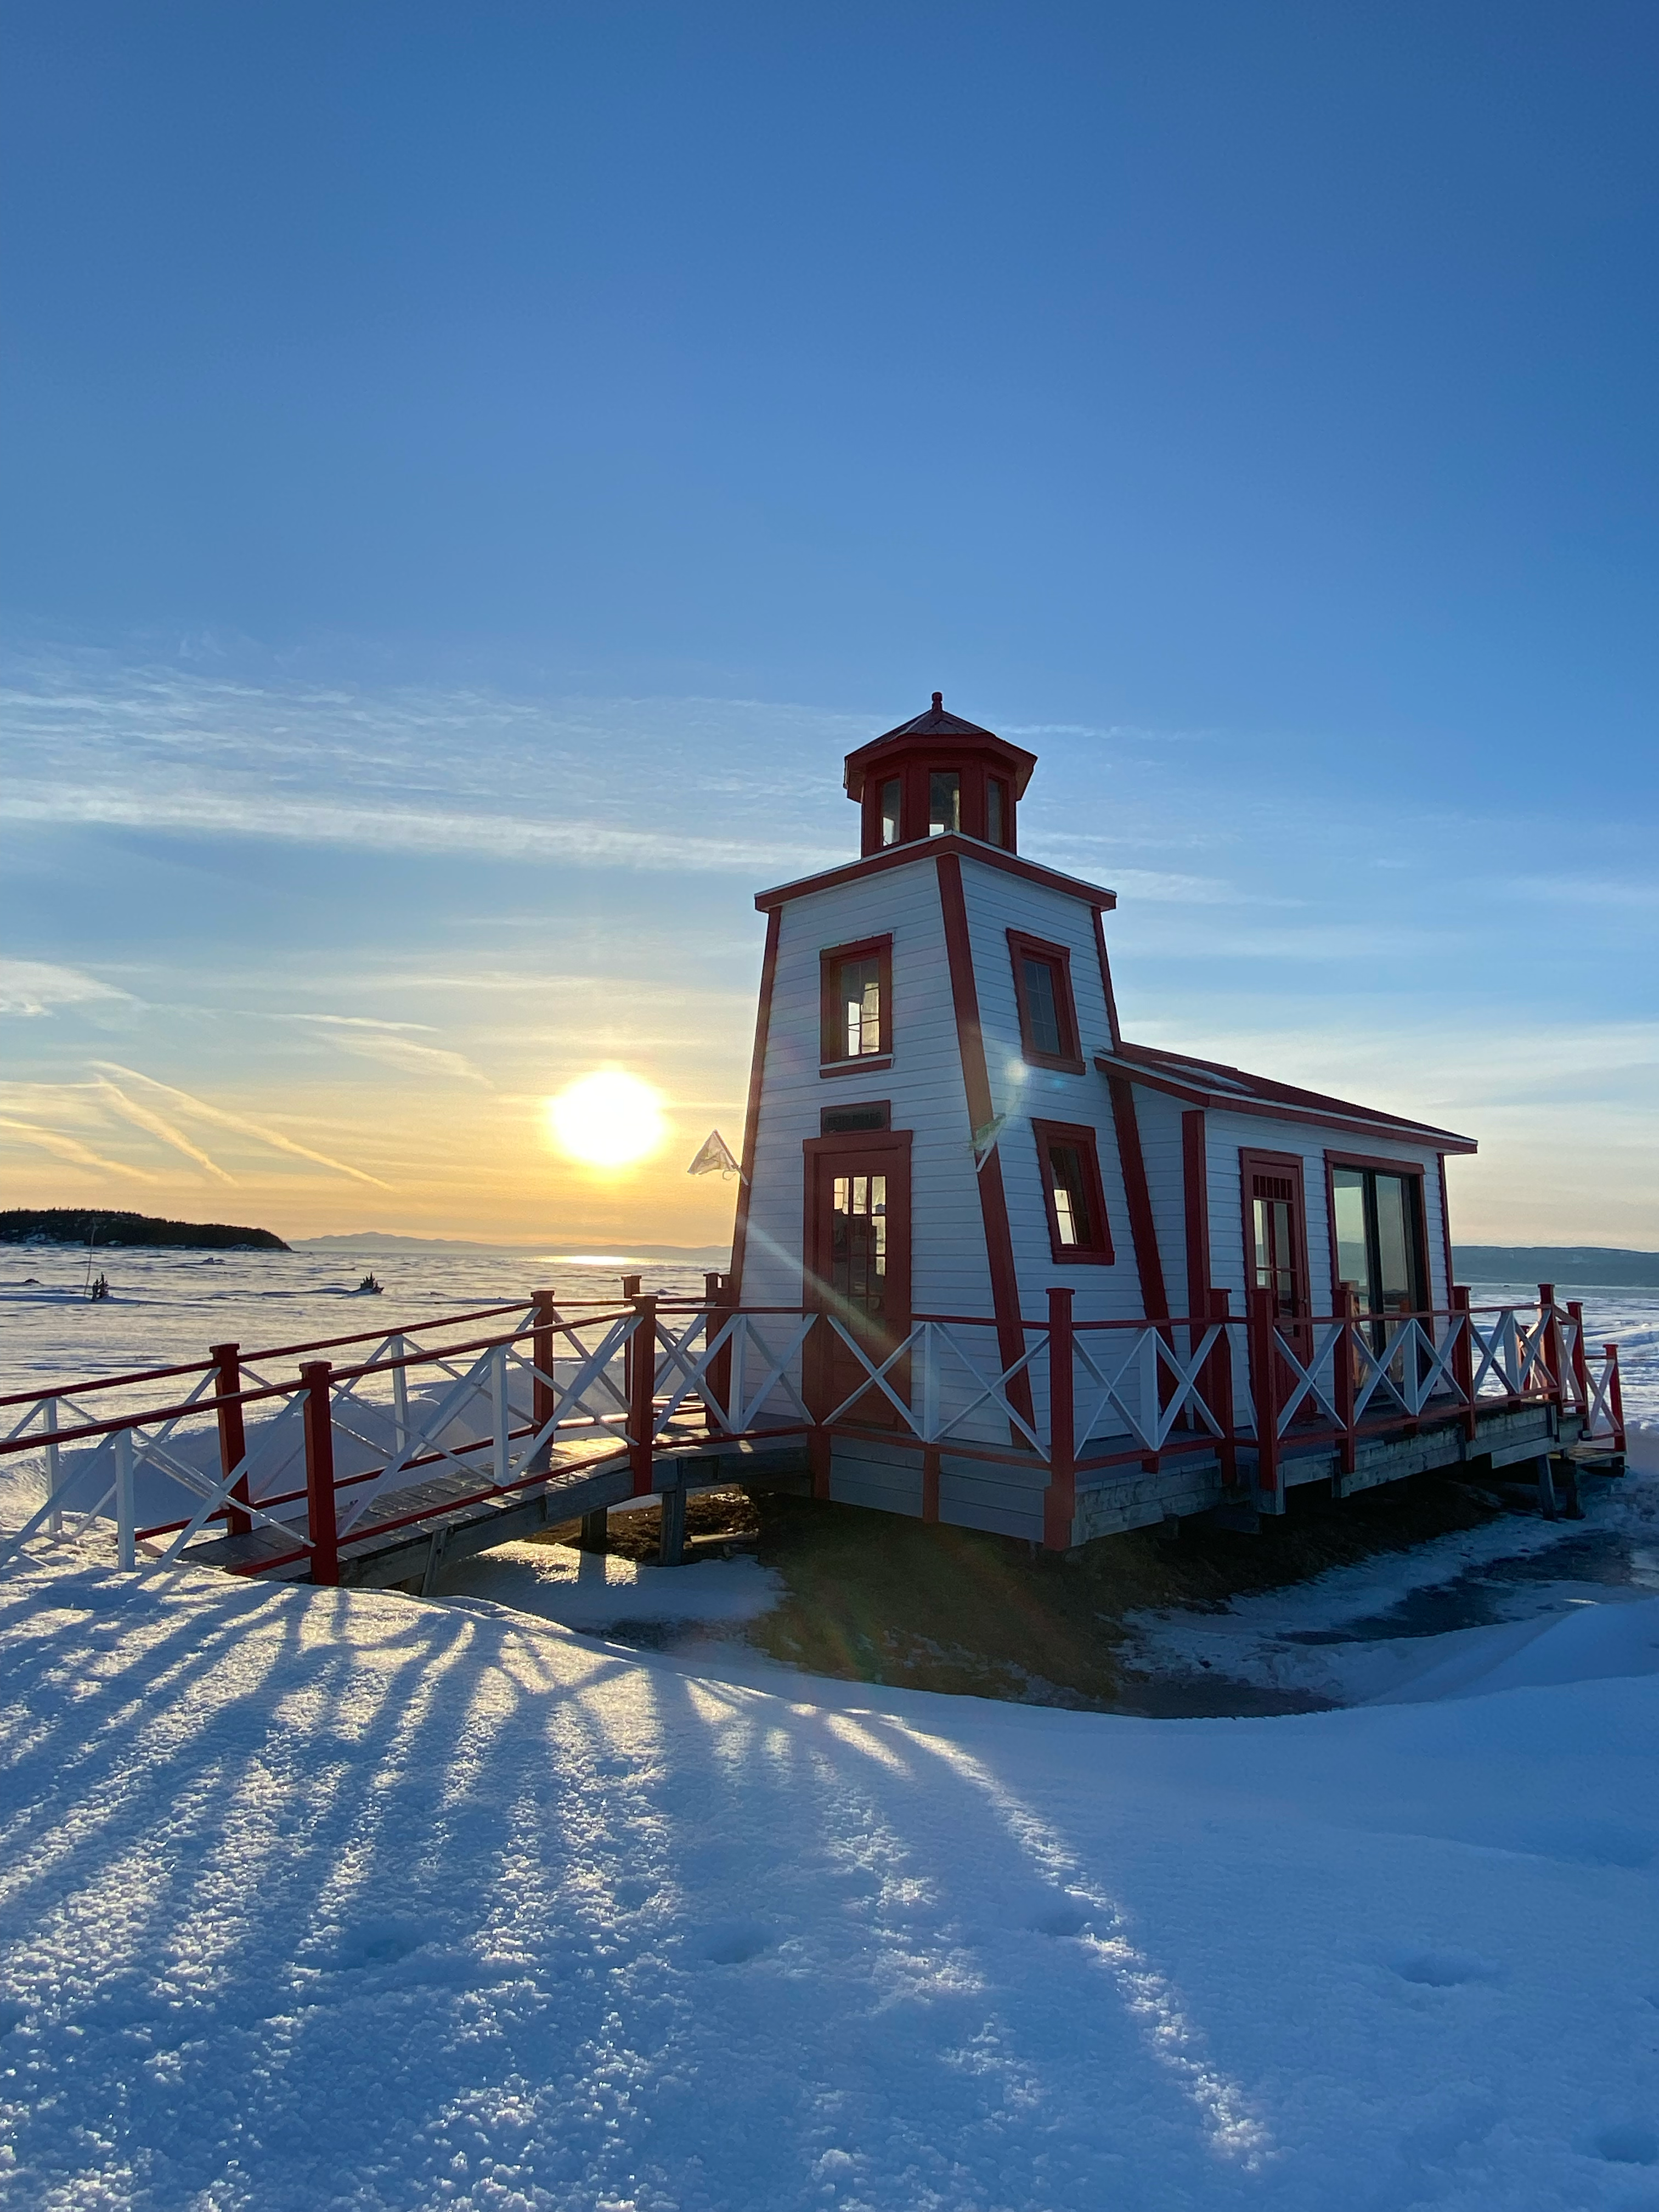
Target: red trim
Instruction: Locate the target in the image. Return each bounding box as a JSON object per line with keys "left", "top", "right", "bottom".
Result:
{"left": 1181, "top": 1109, "right": 1210, "bottom": 1319}
{"left": 1093, "top": 909, "right": 1123, "bottom": 1053}
{"left": 1322, "top": 1149, "right": 1430, "bottom": 1310}
{"left": 1106, "top": 1075, "right": 1168, "bottom": 1316}
{"left": 1436, "top": 1152, "right": 1455, "bottom": 1305}
{"left": 1007, "top": 930, "right": 1085, "bottom": 1073}
{"left": 758, "top": 835, "right": 1116, "bottom": 916}
{"left": 1239, "top": 1148, "right": 1314, "bottom": 1357}
{"left": 729, "top": 905, "right": 780, "bottom": 1301}
{"left": 1096, "top": 1049, "right": 1476, "bottom": 1153}
{"left": 819, "top": 933, "right": 892, "bottom": 1065}
{"left": 1031, "top": 1119, "right": 1116, "bottom": 1265}
{"left": 935, "top": 852, "right": 1030, "bottom": 1404}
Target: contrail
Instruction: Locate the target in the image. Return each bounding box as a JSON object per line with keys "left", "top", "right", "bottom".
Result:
{"left": 92, "top": 1062, "right": 391, "bottom": 1189}
{"left": 96, "top": 1078, "right": 236, "bottom": 1183}
{"left": 0, "top": 1116, "right": 163, "bottom": 1181}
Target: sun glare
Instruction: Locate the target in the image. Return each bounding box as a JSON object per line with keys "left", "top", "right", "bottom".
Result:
{"left": 547, "top": 1070, "right": 667, "bottom": 1170}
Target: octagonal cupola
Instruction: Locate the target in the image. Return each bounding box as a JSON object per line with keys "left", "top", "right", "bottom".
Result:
{"left": 843, "top": 692, "right": 1039, "bottom": 857}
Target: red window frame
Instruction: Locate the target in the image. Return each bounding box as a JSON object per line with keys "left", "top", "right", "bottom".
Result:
{"left": 820, "top": 934, "right": 893, "bottom": 1071}
{"left": 1031, "top": 1119, "right": 1115, "bottom": 1265}
{"left": 1007, "top": 930, "right": 1084, "bottom": 1073}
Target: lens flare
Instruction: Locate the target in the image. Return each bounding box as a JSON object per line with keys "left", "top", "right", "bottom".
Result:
{"left": 546, "top": 1070, "right": 667, "bottom": 1170}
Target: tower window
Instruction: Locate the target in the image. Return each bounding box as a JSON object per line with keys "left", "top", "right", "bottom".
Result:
{"left": 1032, "top": 1120, "right": 1114, "bottom": 1264}
{"left": 987, "top": 776, "right": 1010, "bottom": 848}
{"left": 879, "top": 778, "right": 901, "bottom": 847}
{"left": 928, "top": 771, "right": 960, "bottom": 836}
{"left": 820, "top": 935, "right": 893, "bottom": 1068}
{"left": 1007, "top": 930, "right": 1084, "bottom": 1072}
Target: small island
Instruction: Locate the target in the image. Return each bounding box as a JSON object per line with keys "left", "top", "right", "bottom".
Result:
{"left": 0, "top": 1207, "right": 291, "bottom": 1253}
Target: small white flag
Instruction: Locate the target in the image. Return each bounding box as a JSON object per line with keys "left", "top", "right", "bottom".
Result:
{"left": 687, "top": 1129, "right": 743, "bottom": 1180}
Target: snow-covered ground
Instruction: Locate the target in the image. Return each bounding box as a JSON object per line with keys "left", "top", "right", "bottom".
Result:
{"left": 3, "top": 1554, "right": 1658, "bottom": 2212}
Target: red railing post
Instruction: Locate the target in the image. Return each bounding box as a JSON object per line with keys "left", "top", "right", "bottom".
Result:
{"left": 1538, "top": 1281, "right": 1562, "bottom": 1410}
{"left": 1205, "top": 1288, "right": 1238, "bottom": 1489}
{"left": 1566, "top": 1299, "right": 1590, "bottom": 1412}
{"left": 1334, "top": 1286, "right": 1358, "bottom": 1478}
{"left": 1248, "top": 1286, "right": 1281, "bottom": 1511}
{"left": 1605, "top": 1344, "right": 1627, "bottom": 1455}
{"left": 531, "top": 1290, "right": 557, "bottom": 1474}
{"left": 1043, "top": 1288, "right": 1075, "bottom": 1551}
{"left": 210, "top": 1340, "right": 251, "bottom": 1537}
{"left": 1450, "top": 1285, "right": 1476, "bottom": 1440}
{"left": 703, "top": 1271, "right": 734, "bottom": 1434}
{"left": 300, "top": 1362, "right": 340, "bottom": 1585}
{"left": 628, "top": 1294, "right": 658, "bottom": 1497}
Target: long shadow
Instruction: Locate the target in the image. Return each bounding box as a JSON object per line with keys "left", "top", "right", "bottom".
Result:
{"left": 1, "top": 1565, "right": 1283, "bottom": 2211}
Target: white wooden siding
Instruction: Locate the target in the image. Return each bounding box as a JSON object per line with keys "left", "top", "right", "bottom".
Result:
{"left": 958, "top": 857, "right": 1149, "bottom": 1322}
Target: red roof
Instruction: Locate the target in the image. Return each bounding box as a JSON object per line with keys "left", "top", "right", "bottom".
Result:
{"left": 1101, "top": 1042, "right": 1477, "bottom": 1153}
{"left": 843, "top": 692, "right": 1039, "bottom": 800}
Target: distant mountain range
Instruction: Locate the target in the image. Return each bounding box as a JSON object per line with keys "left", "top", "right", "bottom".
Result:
{"left": 1, "top": 1207, "right": 290, "bottom": 1252}
{"left": 1454, "top": 1246, "right": 1659, "bottom": 1288}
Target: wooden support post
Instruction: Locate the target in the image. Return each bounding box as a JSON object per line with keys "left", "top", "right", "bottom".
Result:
{"left": 1450, "top": 1285, "right": 1476, "bottom": 1441}
{"left": 114, "top": 1425, "right": 136, "bottom": 1571}
{"left": 658, "top": 1482, "right": 687, "bottom": 1566}
{"left": 210, "top": 1341, "right": 251, "bottom": 1538}
{"left": 578, "top": 1508, "right": 608, "bottom": 1550}
{"left": 1566, "top": 1299, "right": 1590, "bottom": 1413}
{"left": 1248, "top": 1286, "right": 1282, "bottom": 1513}
{"left": 1206, "top": 1288, "right": 1239, "bottom": 1490}
{"left": 628, "top": 1295, "right": 658, "bottom": 1497}
{"left": 531, "top": 1290, "right": 557, "bottom": 1475}
{"left": 1042, "top": 1288, "right": 1075, "bottom": 1552}
{"left": 1535, "top": 1451, "right": 1558, "bottom": 1522}
{"left": 1334, "top": 1285, "right": 1358, "bottom": 1480}
{"left": 300, "top": 1362, "right": 340, "bottom": 1585}
{"left": 921, "top": 1444, "right": 941, "bottom": 1525}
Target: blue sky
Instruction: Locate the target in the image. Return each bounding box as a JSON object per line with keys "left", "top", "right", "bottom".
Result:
{"left": 2, "top": 2, "right": 1654, "bottom": 1246}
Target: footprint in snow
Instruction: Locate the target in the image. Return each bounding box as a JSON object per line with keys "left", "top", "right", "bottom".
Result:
{"left": 1390, "top": 1949, "right": 1499, "bottom": 1989}
{"left": 1594, "top": 2121, "right": 1658, "bottom": 2166}
{"left": 1027, "top": 1898, "right": 1096, "bottom": 1939}
{"left": 694, "top": 1920, "right": 775, "bottom": 1966}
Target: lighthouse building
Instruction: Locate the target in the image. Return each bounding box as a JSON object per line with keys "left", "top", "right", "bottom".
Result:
{"left": 727, "top": 695, "right": 1475, "bottom": 1539}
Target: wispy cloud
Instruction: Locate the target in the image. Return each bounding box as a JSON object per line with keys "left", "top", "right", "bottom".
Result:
{"left": 0, "top": 960, "right": 131, "bottom": 1017}
{"left": 293, "top": 1016, "right": 490, "bottom": 1085}
{"left": 0, "top": 1114, "right": 162, "bottom": 1180}
{"left": 92, "top": 1062, "right": 392, "bottom": 1188}
{"left": 95, "top": 1076, "right": 237, "bottom": 1182}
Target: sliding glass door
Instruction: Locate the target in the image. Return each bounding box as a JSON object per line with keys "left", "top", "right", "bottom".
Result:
{"left": 1331, "top": 1165, "right": 1428, "bottom": 1346}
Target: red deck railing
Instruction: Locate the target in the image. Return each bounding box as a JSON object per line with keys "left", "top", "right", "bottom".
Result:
{"left": 0, "top": 1277, "right": 1625, "bottom": 1575}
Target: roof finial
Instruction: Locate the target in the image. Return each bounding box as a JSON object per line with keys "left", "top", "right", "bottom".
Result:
{"left": 932, "top": 691, "right": 943, "bottom": 712}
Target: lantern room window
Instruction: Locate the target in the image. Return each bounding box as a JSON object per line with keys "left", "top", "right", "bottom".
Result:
{"left": 879, "top": 778, "right": 901, "bottom": 847}
{"left": 820, "top": 935, "right": 893, "bottom": 1071}
{"left": 1032, "top": 1120, "right": 1115, "bottom": 1264}
{"left": 928, "top": 771, "right": 961, "bottom": 836}
{"left": 987, "top": 776, "right": 1009, "bottom": 848}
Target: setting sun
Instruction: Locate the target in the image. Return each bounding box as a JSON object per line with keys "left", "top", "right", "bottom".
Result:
{"left": 546, "top": 1069, "right": 668, "bottom": 1170}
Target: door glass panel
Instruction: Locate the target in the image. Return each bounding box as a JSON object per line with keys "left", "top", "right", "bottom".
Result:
{"left": 928, "top": 771, "right": 960, "bottom": 836}
{"left": 1251, "top": 1174, "right": 1300, "bottom": 1319}
{"left": 831, "top": 1172, "right": 887, "bottom": 1320}
{"left": 1374, "top": 1175, "right": 1414, "bottom": 1316}
{"left": 1332, "top": 1169, "right": 1369, "bottom": 1299}
{"left": 1022, "top": 957, "right": 1064, "bottom": 1058}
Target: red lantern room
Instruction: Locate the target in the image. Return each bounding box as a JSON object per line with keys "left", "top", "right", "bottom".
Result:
{"left": 842, "top": 692, "right": 1039, "bottom": 857}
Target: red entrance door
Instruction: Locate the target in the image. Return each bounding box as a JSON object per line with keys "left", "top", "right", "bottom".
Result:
{"left": 1240, "top": 1150, "right": 1313, "bottom": 1364}
{"left": 803, "top": 1134, "right": 912, "bottom": 1424}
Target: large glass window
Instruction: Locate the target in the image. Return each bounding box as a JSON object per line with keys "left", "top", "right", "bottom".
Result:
{"left": 928, "top": 771, "right": 960, "bottom": 836}
{"left": 1331, "top": 1165, "right": 1427, "bottom": 1328}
